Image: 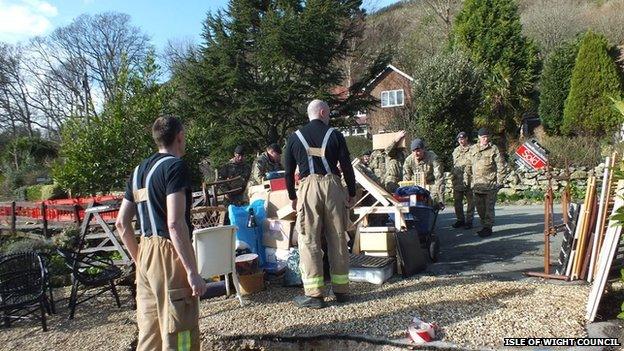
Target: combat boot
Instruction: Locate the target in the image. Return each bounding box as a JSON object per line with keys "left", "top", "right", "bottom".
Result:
{"left": 334, "top": 293, "right": 350, "bottom": 303}
{"left": 452, "top": 220, "right": 465, "bottom": 228}
{"left": 464, "top": 221, "right": 473, "bottom": 229}
{"left": 477, "top": 227, "right": 492, "bottom": 238}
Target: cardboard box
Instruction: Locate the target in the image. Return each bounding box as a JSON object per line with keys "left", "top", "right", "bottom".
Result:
{"left": 372, "top": 131, "right": 408, "bottom": 150}
{"left": 263, "top": 219, "right": 296, "bottom": 249}
{"left": 359, "top": 231, "right": 396, "bottom": 253}
{"left": 238, "top": 271, "right": 264, "bottom": 295}
{"left": 248, "top": 184, "right": 269, "bottom": 204}
{"left": 277, "top": 206, "right": 296, "bottom": 220}
{"left": 266, "top": 189, "right": 291, "bottom": 217}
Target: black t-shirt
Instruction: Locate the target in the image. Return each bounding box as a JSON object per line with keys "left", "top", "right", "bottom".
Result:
{"left": 124, "top": 153, "right": 193, "bottom": 239}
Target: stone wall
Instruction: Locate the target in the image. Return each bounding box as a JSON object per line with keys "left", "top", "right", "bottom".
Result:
{"left": 443, "top": 163, "right": 604, "bottom": 198}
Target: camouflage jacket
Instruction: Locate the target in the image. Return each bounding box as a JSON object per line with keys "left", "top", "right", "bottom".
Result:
{"left": 382, "top": 158, "right": 402, "bottom": 193}
{"left": 451, "top": 144, "right": 472, "bottom": 190}
{"left": 218, "top": 159, "right": 251, "bottom": 195}
{"left": 403, "top": 150, "right": 444, "bottom": 201}
{"left": 248, "top": 152, "right": 283, "bottom": 186}
{"left": 464, "top": 143, "right": 505, "bottom": 193}
{"left": 369, "top": 138, "right": 402, "bottom": 180}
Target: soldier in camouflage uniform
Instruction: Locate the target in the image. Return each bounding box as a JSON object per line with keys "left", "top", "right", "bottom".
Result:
{"left": 369, "top": 131, "right": 405, "bottom": 183}
{"left": 451, "top": 131, "right": 475, "bottom": 229}
{"left": 464, "top": 128, "right": 506, "bottom": 238}
{"left": 403, "top": 138, "right": 444, "bottom": 204}
{"left": 370, "top": 131, "right": 406, "bottom": 192}
{"left": 248, "top": 143, "right": 283, "bottom": 187}
{"left": 218, "top": 145, "right": 251, "bottom": 205}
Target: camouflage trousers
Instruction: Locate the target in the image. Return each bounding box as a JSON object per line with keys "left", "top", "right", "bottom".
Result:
{"left": 474, "top": 190, "right": 497, "bottom": 228}
{"left": 453, "top": 188, "right": 474, "bottom": 224}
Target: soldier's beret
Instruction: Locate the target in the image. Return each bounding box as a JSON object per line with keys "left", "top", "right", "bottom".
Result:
{"left": 478, "top": 128, "right": 489, "bottom": 136}
{"left": 234, "top": 145, "right": 244, "bottom": 154}
{"left": 457, "top": 131, "right": 467, "bottom": 139}
{"left": 410, "top": 138, "right": 425, "bottom": 151}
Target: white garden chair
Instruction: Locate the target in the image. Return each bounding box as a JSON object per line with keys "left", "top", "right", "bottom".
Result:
{"left": 192, "top": 225, "right": 243, "bottom": 306}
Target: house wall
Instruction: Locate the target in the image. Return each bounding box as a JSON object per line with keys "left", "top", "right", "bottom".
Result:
{"left": 367, "top": 70, "right": 412, "bottom": 134}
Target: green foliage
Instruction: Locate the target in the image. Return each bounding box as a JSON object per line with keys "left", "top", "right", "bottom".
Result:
{"left": 345, "top": 136, "right": 372, "bottom": 159}
{"left": 562, "top": 31, "right": 624, "bottom": 136}
{"left": 393, "top": 50, "right": 482, "bottom": 169}
{"left": 2, "top": 237, "right": 54, "bottom": 255}
{"left": 53, "top": 52, "right": 210, "bottom": 195}
{"left": 451, "top": 0, "right": 540, "bottom": 134}
{"left": 540, "top": 134, "right": 603, "bottom": 168}
{"left": 26, "top": 184, "right": 43, "bottom": 201}
{"left": 0, "top": 136, "right": 57, "bottom": 198}
{"left": 497, "top": 189, "right": 545, "bottom": 203}
{"left": 539, "top": 40, "right": 580, "bottom": 135}
{"left": 52, "top": 226, "right": 81, "bottom": 250}
{"left": 171, "top": 0, "right": 386, "bottom": 163}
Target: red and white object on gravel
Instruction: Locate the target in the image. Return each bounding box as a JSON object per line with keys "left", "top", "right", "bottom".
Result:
{"left": 407, "top": 317, "right": 437, "bottom": 344}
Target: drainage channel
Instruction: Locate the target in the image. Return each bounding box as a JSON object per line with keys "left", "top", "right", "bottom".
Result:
{"left": 203, "top": 334, "right": 467, "bottom": 351}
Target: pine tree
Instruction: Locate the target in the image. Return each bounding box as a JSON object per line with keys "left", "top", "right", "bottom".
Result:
{"left": 171, "top": 0, "right": 386, "bottom": 164}
{"left": 538, "top": 40, "right": 579, "bottom": 135}
{"left": 562, "top": 31, "right": 624, "bottom": 136}
{"left": 451, "top": 0, "right": 540, "bottom": 134}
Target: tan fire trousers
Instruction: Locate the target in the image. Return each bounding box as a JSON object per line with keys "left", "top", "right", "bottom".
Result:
{"left": 296, "top": 174, "right": 350, "bottom": 297}
{"left": 136, "top": 236, "right": 200, "bottom": 351}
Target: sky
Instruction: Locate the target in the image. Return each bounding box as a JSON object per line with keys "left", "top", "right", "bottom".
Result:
{"left": 0, "top": 0, "right": 401, "bottom": 50}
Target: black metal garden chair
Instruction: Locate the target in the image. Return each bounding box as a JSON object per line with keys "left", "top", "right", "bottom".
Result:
{"left": 0, "top": 252, "right": 48, "bottom": 331}
{"left": 57, "top": 248, "right": 122, "bottom": 319}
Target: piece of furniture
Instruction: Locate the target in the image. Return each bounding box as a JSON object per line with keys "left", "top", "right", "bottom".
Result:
{"left": 0, "top": 252, "right": 48, "bottom": 331}
{"left": 193, "top": 225, "right": 243, "bottom": 306}
{"left": 57, "top": 248, "right": 123, "bottom": 319}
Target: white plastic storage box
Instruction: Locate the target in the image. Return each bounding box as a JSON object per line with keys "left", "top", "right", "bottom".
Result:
{"left": 348, "top": 254, "right": 395, "bottom": 285}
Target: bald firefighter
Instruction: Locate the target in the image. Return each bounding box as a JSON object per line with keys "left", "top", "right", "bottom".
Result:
{"left": 284, "top": 99, "right": 356, "bottom": 309}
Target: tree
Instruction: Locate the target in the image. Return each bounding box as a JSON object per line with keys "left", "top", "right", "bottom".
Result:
{"left": 562, "top": 31, "right": 624, "bottom": 137}
{"left": 171, "top": 0, "right": 383, "bottom": 164}
{"left": 392, "top": 50, "right": 483, "bottom": 168}
{"left": 451, "top": 0, "right": 540, "bottom": 135}
{"left": 520, "top": 0, "right": 585, "bottom": 56}
{"left": 538, "top": 40, "right": 579, "bottom": 135}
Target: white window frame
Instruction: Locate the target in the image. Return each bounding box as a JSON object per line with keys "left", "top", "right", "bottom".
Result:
{"left": 380, "top": 89, "right": 405, "bottom": 108}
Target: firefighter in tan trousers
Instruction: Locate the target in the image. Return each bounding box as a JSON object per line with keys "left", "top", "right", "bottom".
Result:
{"left": 116, "top": 115, "right": 206, "bottom": 351}
{"left": 451, "top": 131, "right": 475, "bottom": 229}
{"left": 284, "top": 99, "right": 356, "bottom": 309}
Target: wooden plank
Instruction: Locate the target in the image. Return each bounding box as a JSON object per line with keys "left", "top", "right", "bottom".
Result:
{"left": 94, "top": 212, "right": 130, "bottom": 263}
{"left": 352, "top": 158, "right": 395, "bottom": 206}
{"left": 572, "top": 176, "right": 596, "bottom": 279}
{"left": 353, "top": 206, "right": 410, "bottom": 215}
{"left": 566, "top": 203, "right": 584, "bottom": 277}
{"left": 587, "top": 180, "right": 624, "bottom": 322}
{"left": 589, "top": 157, "right": 611, "bottom": 281}
{"left": 593, "top": 153, "right": 619, "bottom": 277}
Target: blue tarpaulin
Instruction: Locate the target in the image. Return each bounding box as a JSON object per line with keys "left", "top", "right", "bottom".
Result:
{"left": 228, "top": 200, "right": 267, "bottom": 266}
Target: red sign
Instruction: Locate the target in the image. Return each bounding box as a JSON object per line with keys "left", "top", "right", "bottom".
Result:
{"left": 515, "top": 142, "right": 547, "bottom": 170}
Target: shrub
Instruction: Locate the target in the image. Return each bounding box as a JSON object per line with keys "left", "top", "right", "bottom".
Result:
{"left": 562, "top": 31, "right": 624, "bottom": 136}
{"left": 3, "top": 237, "right": 54, "bottom": 255}
{"left": 539, "top": 40, "right": 580, "bottom": 135}
{"left": 452, "top": 0, "right": 540, "bottom": 134}
{"left": 540, "top": 134, "right": 603, "bottom": 168}
{"left": 345, "top": 136, "right": 373, "bottom": 159}
{"left": 52, "top": 226, "right": 81, "bottom": 250}
{"left": 26, "top": 184, "right": 43, "bottom": 201}
{"left": 394, "top": 50, "right": 482, "bottom": 169}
